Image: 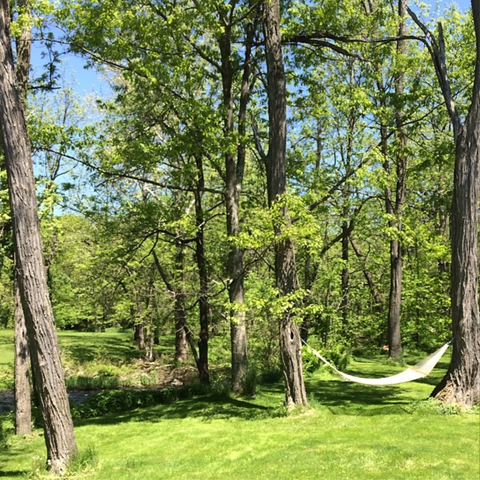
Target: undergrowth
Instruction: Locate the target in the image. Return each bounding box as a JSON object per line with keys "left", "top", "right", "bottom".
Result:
{"left": 406, "top": 397, "right": 480, "bottom": 415}
{"left": 71, "top": 383, "right": 211, "bottom": 420}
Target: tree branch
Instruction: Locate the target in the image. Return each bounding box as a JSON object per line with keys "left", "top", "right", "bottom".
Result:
{"left": 406, "top": 7, "right": 462, "bottom": 137}
{"left": 42, "top": 148, "right": 224, "bottom": 196}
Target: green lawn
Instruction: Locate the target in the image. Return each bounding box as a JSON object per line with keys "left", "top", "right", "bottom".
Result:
{"left": 0, "top": 329, "right": 479, "bottom": 480}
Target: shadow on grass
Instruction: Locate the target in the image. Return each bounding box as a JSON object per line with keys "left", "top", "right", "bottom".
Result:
{"left": 0, "top": 471, "right": 28, "bottom": 477}
{"left": 304, "top": 359, "right": 449, "bottom": 416}
{"left": 74, "top": 392, "right": 279, "bottom": 428}
{"left": 60, "top": 335, "right": 139, "bottom": 364}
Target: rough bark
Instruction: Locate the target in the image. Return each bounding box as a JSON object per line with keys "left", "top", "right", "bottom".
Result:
{"left": 408, "top": 0, "right": 480, "bottom": 406}
{"left": 263, "top": 0, "right": 307, "bottom": 407}
{"left": 12, "top": 0, "right": 32, "bottom": 437}
{"left": 0, "top": 0, "right": 77, "bottom": 472}
{"left": 430, "top": 96, "right": 480, "bottom": 406}
{"left": 14, "top": 273, "right": 31, "bottom": 435}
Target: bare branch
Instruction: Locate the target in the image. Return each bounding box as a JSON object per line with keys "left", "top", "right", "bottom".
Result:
{"left": 42, "top": 147, "right": 224, "bottom": 196}
{"left": 407, "top": 7, "right": 462, "bottom": 137}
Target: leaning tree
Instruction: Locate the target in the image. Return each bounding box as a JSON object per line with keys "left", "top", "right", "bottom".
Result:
{"left": 0, "top": 0, "right": 77, "bottom": 472}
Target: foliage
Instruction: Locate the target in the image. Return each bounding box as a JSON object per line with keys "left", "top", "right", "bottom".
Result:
{"left": 302, "top": 344, "right": 351, "bottom": 374}
{"left": 0, "top": 0, "right": 476, "bottom": 421}
{"left": 406, "top": 397, "right": 480, "bottom": 416}
{"left": 71, "top": 384, "right": 210, "bottom": 420}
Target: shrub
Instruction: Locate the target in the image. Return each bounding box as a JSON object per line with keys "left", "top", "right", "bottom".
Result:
{"left": 302, "top": 344, "right": 352, "bottom": 374}
{"left": 260, "top": 368, "right": 283, "bottom": 384}
{"left": 0, "top": 413, "right": 13, "bottom": 450}
{"left": 71, "top": 383, "right": 210, "bottom": 420}
{"left": 242, "top": 367, "right": 259, "bottom": 397}
{"left": 302, "top": 347, "right": 322, "bottom": 373}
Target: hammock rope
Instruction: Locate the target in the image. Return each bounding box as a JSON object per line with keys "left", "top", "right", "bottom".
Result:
{"left": 302, "top": 339, "right": 451, "bottom": 386}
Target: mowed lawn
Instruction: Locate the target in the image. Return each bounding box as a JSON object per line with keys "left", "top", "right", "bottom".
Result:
{"left": 0, "top": 329, "right": 479, "bottom": 480}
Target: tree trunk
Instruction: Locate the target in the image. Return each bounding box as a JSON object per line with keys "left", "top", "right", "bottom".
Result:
{"left": 219, "top": 29, "right": 248, "bottom": 394}
{"left": 14, "top": 274, "right": 31, "bottom": 435}
{"left": 173, "top": 241, "right": 188, "bottom": 362}
{"left": 0, "top": 0, "right": 77, "bottom": 472}
{"left": 194, "top": 155, "right": 210, "bottom": 385}
{"left": 152, "top": 247, "right": 189, "bottom": 363}
{"left": 431, "top": 107, "right": 480, "bottom": 406}
{"left": 301, "top": 118, "right": 322, "bottom": 342}
{"left": 386, "top": 0, "right": 408, "bottom": 361}
{"left": 406, "top": 0, "right": 480, "bottom": 406}
{"left": 340, "top": 220, "right": 349, "bottom": 334}
{"left": 134, "top": 292, "right": 146, "bottom": 351}
{"left": 349, "top": 236, "right": 383, "bottom": 308}
{"left": 263, "top": 0, "right": 307, "bottom": 407}
{"left": 12, "top": 0, "right": 32, "bottom": 437}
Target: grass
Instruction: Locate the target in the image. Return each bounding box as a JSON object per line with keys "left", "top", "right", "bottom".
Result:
{"left": 0, "top": 329, "right": 14, "bottom": 389}
{"left": 0, "top": 329, "right": 479, "bottom": 480}
{"left": 0, "top": 328, "right": 182, "bottom": 390}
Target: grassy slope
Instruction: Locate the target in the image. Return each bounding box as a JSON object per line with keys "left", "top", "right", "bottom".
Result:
{"left": 0, "top": 329, "right": 479, "bottom": 480}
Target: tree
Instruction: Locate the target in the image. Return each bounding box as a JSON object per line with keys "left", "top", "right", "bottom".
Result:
{"left": 385, "top": 0, "right": 408, "bottom": 361}
{"left": 263, "top": 0, "right": 308, "bottom": 407}
{"left": 0, "top": 0, "right": 77, "bottom": 472}
{"left": 408, "top": 2, "right": 480, "bottom": 406}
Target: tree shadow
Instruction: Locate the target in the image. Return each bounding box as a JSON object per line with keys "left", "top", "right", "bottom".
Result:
{"left": 305, "top": 365, "right": 447, "bottom": 415}
{"left": 61, "top": 336, "right": 139, "bottom": 364}
{"left": 74, "top": 391, "right": 280, "bottom": 428}
{"left": 0, "top": 471, "right": 28, "bottom": 477}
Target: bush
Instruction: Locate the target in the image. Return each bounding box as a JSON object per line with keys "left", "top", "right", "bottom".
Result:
{"left": 302, "top": 347, "right": 322, "bottom": 373}
{"left": 407, "top": 398, "right": 480, "bottom": 415}
{"left": 302, "top": 344, "right": 352, "bottom": 374}
{"left": 260, "top": 368, "right": 283, "bottom": 384}
{"left": 71, "top": 383, "right": 210, "bottom": 420}
{"left": 0, "top": 414, "right": 13, "bottom": 450}
{"left": 66, "top": 375, "right": 120, "bottom": 390}
{"left": 242, "top": 367, "right": 259, "bottom": 397}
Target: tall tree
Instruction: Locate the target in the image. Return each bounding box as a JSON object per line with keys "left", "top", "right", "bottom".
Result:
{"left": 0, "top": 0, "right": 77, "bottom": 472}
{"left": 263, "top": 0, "right": 308, "bottom": 407}
{"left": 386, "top": 0, "right": 408, "bottom": 360}
{"left": 217, "top": 1, "right": 257, "bottom": 394}
{"left": 409, "top": 2, "right": 480, "bottom": 406}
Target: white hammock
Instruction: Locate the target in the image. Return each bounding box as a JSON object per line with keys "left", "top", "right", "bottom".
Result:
{"left": 303, "top": 340, "right": 451, "bottom": 386}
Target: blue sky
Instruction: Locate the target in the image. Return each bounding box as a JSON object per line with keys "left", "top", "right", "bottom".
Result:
{"left": 29, "top": 0, "right": 473, "bottom": 102}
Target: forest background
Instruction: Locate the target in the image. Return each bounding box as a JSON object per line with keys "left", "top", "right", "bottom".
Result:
{"left": 0, "top": 0, "right": 477, "bottom": 408}
{"left": 1, "top": 0, "right": 480, "bottom": 474}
